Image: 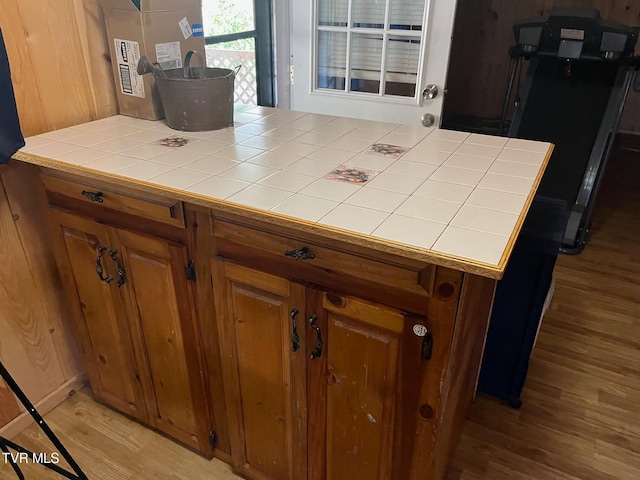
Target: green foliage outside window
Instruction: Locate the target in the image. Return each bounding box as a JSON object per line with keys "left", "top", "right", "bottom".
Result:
{"left": 203, "top": 0, "right": 255, "bottom": 51}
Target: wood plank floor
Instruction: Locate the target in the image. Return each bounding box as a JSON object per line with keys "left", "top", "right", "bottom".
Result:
{"left": 1, "top": 147, "right": 638, "bottom": 480}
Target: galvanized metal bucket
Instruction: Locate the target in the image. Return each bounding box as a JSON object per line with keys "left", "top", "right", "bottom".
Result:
{"left": 139, "top": 51, "right": 240, "bottom": 131}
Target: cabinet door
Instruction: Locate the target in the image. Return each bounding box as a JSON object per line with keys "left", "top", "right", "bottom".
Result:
{"left": 49, "top": 210, "right": 147, "bottom": 421}
{"left": 213, "top": 261, "right": 307, "bottom": 480}
{"left": 113, "top": 227, "right": 212, "bottom": 455}
{"left": 307, "top": 291, "right": 436, "bottom": 480}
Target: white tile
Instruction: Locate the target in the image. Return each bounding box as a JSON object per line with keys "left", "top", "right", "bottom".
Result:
{"left": 239, "top": 136, "right": 286, "bottom": 150}
{"left": 271, "top": 194, "right": 339, "bottom": 222}
{"left": 299, "top": 178, "right": 361, "bottom": 202}
{"left": 497, "top": 148, "right": 546, "bottom": 166}
{"left": 385, "top": 160, "right": 437, "bottom": 179}
{"left": 326, "top": 136, "right": 373, "bottom": 152}
{"left": 395, "top": 196, "right": 462, "bottom": 224}
{"left": 234, "top": 112, "right": 266, "bottom": 124}
{"left": 26, "top": 142, "right": 80, "bottom": 158}
{"left": 116, "top": 162, "right": 177, "bottom": 181}
{"left": 319, "top": 204, "right": 389, "bottom": 235}
{"left": 107, "top": 115, "right": 148, "bottom": 126}
{"left": 359, "top": 120, "right": 398, "bottom": 132}
{"left": 306, "top": 147, "right": 356, "bottom": 164}
{"left": 271, "top": 141, "right": 319, "bottom": 157}
{"left": 477, "top": 173, "right": 534, "bottom": 195}
{"left": 347, "top": 152, "right": 396, "bottom": 171}
{"left": 99, "top": 125, "right": 147, "bottom": 138}
{"left": 400, "top": 148, "right": 450, "bottom": 165}
{"left": 414, "top": 137, "right": 461, "bottom": 153}
{"left": 391, "top": 124, "right": 434, "bottom": 138}
{"left": 311, "top": 123, "right": 357, "bottom": 136}
{"left": 22, "top": 136, "right": 54, "bottom": 150}
{"left": 443, "top": 153, "right": 494, "bottom": 171}
{"left": 454, "top": 143, "right": 502, "bottom": 159}
{"left": 93, "top": 138, "right": 141, "bottom": 154}
{"left": 466, "top": 189, "right": 527, "bottom": 215}
{"left": 428, "top": 166, "right": 484, "bottom": 187}
{"left": 149, "top": 123, "right": 181, "bottom": 134}
{"left": 181, "top": 140, "right": 228, "bottom": 155}
{"left": 412, "top": 180, "right": 473, "bottom": 203}
{"left": 261, "top": 127, "right": 305, "bottom": 141}
{"left": 209, "top": 130, "right": 254, "bottom": 145}
{"left": 295, "top": 131, "right": 341, "bottom": 146}
{"left": 377, "top": 133, "right": 422, "bottom": 147}
{"left": 227, "top": 184, "right": 293, "bottom": 210}
{"left": 212, "top": 145, "right": 264, "bottom": 162}
{"left": 488, "top": 159, "right": 541, "bottom": 179}
{"left": 149, "top": 168, "right": 212, "bottom": 190}
{"left": 183, "top": 156, "right": 239, "bottom": 175}
{"left": 234, "top": 123, "right": 274, "bottom": 135}
{"left": 433, "top": 226, "right": 509, "bottom": 265}
{"left": 258, "top": 171, "right": 317, "bottom": 192}
{"left": 344, "top": 128, "right": 386, "bottom": 142}
{"left": 83, "top": 155, "right": 141, "bottom": 173}
{"left": 121, "top": 129, "right": 169, "bottom": 143}
{"left": 344, "top": 187, "right": 408, "bottom": 213}
{"left": 284, "top": 158, "right": 338, "bottom": 177}
{"left": 69, "top": 118, "right": 122, "bottom": 133}
{"left": 186, "top": 176, "right": 250, "bottom": 199}
{"left": 364, "top": 172, "right": 424, "bottom": 194}
{"left": 256, "top": 115, "right": 298, "bottom": 128}
{"left": 218, "top": 163, "right": 279, "bottom": 183}
{"left": 247, "top": 151, "right": 302, "bottom": 169}
{"left": 505, "top": 138, "right": 552, "bottom": 153}
{"left": 427, "top": 129, "right": 470, "bottom": 142}
{"left": 372, "top": 215, "right": 445, "bottom": 249}
{"left": 244, "top": 105, "right": 278, "bottom": 115}
{"left": 151, "top": 149, "right": 207, "bottom": 167}
{"left": 39, "top": 128, "right": 91, "bottom": 141}
{"left": 451, "top": 205, "right": 518, "bottom": 237}
{"left": 55, "top": 148, "right": 111, "bottom": 165}
{"left": 326, "top": 116, "right": 367, "bottom": 128}
{"left": 62, "top": 132, "right": 117, "bottom": 147}
{"left": 465, "top": 133, "right": 508, "bottom": 148}
{"left": 121, "top": 143, "right": 174, "bottom": 160}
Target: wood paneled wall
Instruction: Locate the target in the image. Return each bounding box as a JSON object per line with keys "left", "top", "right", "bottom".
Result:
{"left": 444, "top": 0, "right": 640, "bottom": 132}
{"left": 0, "top": 0, "right": 117, "bottom": 137}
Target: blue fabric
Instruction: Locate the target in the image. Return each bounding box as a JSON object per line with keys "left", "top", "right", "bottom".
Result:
{"left": 0, "top": 27, "right": 24, "bottom": 165}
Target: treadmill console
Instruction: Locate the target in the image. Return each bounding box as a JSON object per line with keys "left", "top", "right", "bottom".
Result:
{"left": 513, "top": 7, "right": 638, "bottom": 59}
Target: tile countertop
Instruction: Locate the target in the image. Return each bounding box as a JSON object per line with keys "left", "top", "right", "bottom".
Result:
{"left": 12, "top": 106, "right": 552, "bottom": 279}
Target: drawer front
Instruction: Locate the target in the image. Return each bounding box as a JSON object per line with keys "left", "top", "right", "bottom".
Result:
{"left": 214, "top": 219, "right": 434, "bottom": 299}
{"left": 42, "top": 174, "right": 185, "bottom": 228}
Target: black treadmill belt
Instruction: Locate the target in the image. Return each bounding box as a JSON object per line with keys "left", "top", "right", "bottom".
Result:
{"left": 515, "top": 58, "right": 618, "bottom": 206}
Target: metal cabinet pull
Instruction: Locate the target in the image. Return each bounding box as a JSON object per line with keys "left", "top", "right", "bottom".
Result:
{"left": 109, "top": 249, "right": 126, "bottom": 288}
{"left": 284, "top": 247, "right": 315, "bottom": 261}
{"left": 309, "top": 314, "right": 323, "bottom": 359}
{"left": 82, "top": 190, "right": 104, "bottom": 203}
{"left": 290, "top": 308, "right": 300, "bottom": 352}
{"left": 95, "top": 246, "right": 113, "bottom": 283}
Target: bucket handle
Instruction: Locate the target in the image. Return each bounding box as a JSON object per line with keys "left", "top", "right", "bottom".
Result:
{"left": 229, "top": 64, "right": 242, "bottom": 78}
{"left": 183, "top": 50, "right": 206, "bottom": 79}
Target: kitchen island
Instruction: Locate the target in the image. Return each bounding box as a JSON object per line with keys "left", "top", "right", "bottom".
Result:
{"left": 12, "top": 107, "right": 551, "bottom": 480}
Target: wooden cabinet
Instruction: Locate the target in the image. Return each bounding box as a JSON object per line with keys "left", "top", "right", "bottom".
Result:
{"left": 44, "top": 174, "right": 213, "bottom": 456}
{"left": 211, "top": 215, "right": 473, "bottom": 480}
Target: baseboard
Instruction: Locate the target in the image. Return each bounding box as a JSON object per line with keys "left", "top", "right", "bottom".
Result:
{"left": 0, "top": 372, "right": 87, "bottom": 439}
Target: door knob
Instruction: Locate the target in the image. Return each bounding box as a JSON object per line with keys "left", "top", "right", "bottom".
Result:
{"left": 421, "top": 113, "right": 435, "bottom": 128}
{"left": 422, "top": 84, "right": 439, "bottom": 100}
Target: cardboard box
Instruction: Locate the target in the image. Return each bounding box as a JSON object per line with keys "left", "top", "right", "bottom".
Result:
{"left": 99, "top": 0, "right": 205, "bottom": 120}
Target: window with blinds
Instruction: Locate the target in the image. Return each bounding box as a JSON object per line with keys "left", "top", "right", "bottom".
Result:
{"left": 316, "top": 0, "right": 427, "bottom": 98}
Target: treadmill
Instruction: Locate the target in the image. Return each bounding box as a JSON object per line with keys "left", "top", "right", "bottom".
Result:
{"left": 478, "top": 8, "right": 638, "bottom": 407}
{"left": 506, "top": 6, "right": 638, "bottom": 253}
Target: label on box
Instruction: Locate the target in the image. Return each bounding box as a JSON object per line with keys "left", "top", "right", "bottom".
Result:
{"left": 114, "top": 38, "right": 145, "bottom": 98}
{"left": 156, "top": 42, "right": 183, "bottom": 70}
{"left": 179, "top": 17, "right": 193, "bottom": 39}
{"left": 192, "top": 23, "right": 204, "bottom": 37}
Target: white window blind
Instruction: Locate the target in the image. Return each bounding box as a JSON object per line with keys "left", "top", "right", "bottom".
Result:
{"left": 315, "top": 0, "right": 427, "bottom": 97}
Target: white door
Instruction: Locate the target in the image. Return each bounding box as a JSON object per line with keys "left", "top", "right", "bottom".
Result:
{"left": 290, "top": 0, "right": 458, "bottom": 126}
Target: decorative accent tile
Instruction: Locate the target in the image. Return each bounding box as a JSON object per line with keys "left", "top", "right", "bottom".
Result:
{"left": 153, "top": 135, "right": 194, "bottom": 147}
{"left": 366, "top": 143, "right": 409, "bottom": 159}
{"left": 323, "top": 165, "right": 378, "bottom": 185}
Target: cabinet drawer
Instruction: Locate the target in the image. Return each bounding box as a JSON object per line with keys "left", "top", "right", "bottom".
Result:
{"left": 42, "top": 173, "right": 185, "bottom": 228}
{"left": 214, "top": 219, "right": 434, "bottom": 299}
